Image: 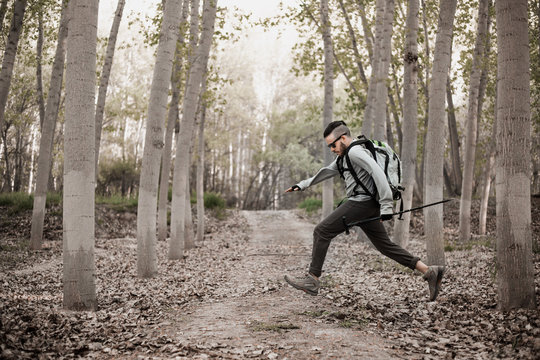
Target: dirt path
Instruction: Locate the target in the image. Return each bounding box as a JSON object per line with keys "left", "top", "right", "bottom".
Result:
{"left": 167, "top": 210, "right": 396, "bottom": 359}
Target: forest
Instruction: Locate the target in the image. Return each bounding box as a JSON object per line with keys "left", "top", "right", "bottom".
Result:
{"left": 0, "top": 0, "right": 539, "bottom": 358}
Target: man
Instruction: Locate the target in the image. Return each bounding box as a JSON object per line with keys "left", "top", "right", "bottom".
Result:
{"left": 284, "top": 121, "right": 445, "bottom": 301}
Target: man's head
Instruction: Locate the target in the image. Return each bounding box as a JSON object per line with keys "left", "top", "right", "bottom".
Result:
{"left": 324, "top": 121, "right": 352, "bottom": 156}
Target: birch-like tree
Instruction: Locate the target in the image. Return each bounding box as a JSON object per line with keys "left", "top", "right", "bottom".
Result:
{"left": 0, "top": 0, "right": 27, "bottom": 150}
{"left": 495, "top": 0, "right": 536, "bottom": 310}
{"left": 137, "top": 0, "right": 183, "bottom": 277}
{"left": 63, "top": 0, "right": 98, "bottom": 311}
{"left": 320, "top": 0, "right": 334, "bottom": 219}
{"left": 30, "top": 0, "right": 69, "bottom": 250}
{"left": 393, "top": 0, "right": 419, "bottom": 247}
{"left": 95, "top": 0, "right": 126, "bottom": 172}
{"left": 423, "top": 0, "right": 457, "bottom": 266}
{"left": 169, "top": 0, "right": 218, "bottom": 259}
{"left": 157, "top": 0, "right": 189, "bottom": 242}
{"left": 196, "top": 75, "right": 208, "bottom": 242}
{"left": 458, "top": 0, "right": 489, "bottom": 242}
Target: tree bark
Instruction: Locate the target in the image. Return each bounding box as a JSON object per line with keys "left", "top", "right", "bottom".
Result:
{"left": 169, "top": 0, "right": 217, "bottom": 259}
{"left": 337, "top": 0, "right": 367, "bottom": 86}
{"left": 63, "top": 0, "right": 98, "bottom": 311}
{"left": 479, "top": 104, "right": 496, "bottom": 235}
{"left": 458, "top": 0, "right": 489, "bottom": 242}
{"left": 446, "top": 77, "right": 461, "bottom": 195}
{"left": 95, "top": 0, "right": 126, "bottom": 174}
{"left": 136, "top": 0, "right": 183, "bottom": 277}
{"left": 495, "top": 0, "right": 536, "bottom": 310}
{"left": 30, "top": 0, "right": 69, "bottom": 250}
{"left": 157, "top": 0, "right": 189, "bottom": 242}
{"left": 0, "top": 0, "right": 27, "bottom": 151}
{"left": 320, "top": 0, "right": 334, "bottom": 219}
{"left": 393, "top": 0, "right": 419, "bottom": 248}
{"left": 423, "top": 0, "right": 456, "bottom": 266}
{"left": 36, "top": 9, "right": 45, "bottom": 128}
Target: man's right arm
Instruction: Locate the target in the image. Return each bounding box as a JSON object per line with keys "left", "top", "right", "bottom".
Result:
{"left": 293, "top": 159, "right": 339, "bottom": 191}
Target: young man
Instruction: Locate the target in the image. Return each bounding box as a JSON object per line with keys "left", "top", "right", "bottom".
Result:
{"left": 284, "top": 121, "right": 445, "bottom": 301}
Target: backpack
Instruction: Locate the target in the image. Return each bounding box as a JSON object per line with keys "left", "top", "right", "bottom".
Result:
{"left": 336, "top": 135, "right": 404, "bottom": 202}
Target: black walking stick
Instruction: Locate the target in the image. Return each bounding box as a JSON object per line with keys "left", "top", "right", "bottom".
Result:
{"left": 342, "top": 199, "right": 452, "bottom": 235}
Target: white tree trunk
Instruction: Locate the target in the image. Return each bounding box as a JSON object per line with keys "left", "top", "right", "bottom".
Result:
{"left": 169, "top": 0, "right": 217, "bottom": 259}
{"left": 372, "top": 0, "right": 395, "bottom": 140}
{"left": 95, "top": 0, "right": 126, "bottom": 172}
{"left": 36, "top": 10, "right": 45, "bottom": 128}
{"left": 423, "top": 0, "right": 457, "bottom": 266}
{"left": 196, "top": 95, "right": 206, "bottom": 242}
{"left": 0, "top": 0, "right": 27, "bottom": 150}
{"left": 137, "top": 0, "right": 183, "bottom": 277}
{"left": 458, "top": 0, "right": 489, "bottom": 242}
{"left": 30, "top": 0, "right": 70, "bottom": 250}
{"left": 157, "top": 0, "right": 190, "bottom": 242}
{"left": 495, "top": 0, "right": 536, "bottom": 310}
{"left": 393, "top": 0, "right": 419, "bottom": 248}
{"left": 320, "top": 0, "right": 334, "bottom": 219}
{"left": 62, "top": 0, "right": 98, "bottom": 311}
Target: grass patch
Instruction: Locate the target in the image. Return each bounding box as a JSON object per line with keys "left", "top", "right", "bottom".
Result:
{"left": 298, "top": 197, "right": 322, "bottom": 214}
{"left": 96, "top": 195, "right": 138, "bottom": 212}
{"left": 250, "top": 321, "right": 300, "bottom": 333}
{"left": 0, "top": 192, "right": 34, "bottom": 214}
{"left": 444, "top": 237, "right": 494, "bottom": 252}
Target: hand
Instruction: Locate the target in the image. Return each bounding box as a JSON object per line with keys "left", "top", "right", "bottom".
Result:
{"left": 285, "top": 185, "right": 301, "bottom": 193}
{"left": 380, "top": 213, "right": 393, "bottom": 221}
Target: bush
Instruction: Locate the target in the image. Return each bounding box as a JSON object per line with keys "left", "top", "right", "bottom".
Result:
{"left": 96, "top": 195, "right": 138, "bottom": 212}
{"left": 204, "top": 192, "right": 225, "bottom": 210}
{"left": 0, "top": 192, "right": 33, "bottom": 214}
{"left": 298, "top": 197, "right": 322, "bottom": 214}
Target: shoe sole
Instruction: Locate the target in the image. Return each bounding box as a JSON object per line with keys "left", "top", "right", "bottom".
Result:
{"left": 284, "top": 276, "right": 318, "bottom": 296}
{"left": 430, "top": 267, "right": 445, "bottom": 301}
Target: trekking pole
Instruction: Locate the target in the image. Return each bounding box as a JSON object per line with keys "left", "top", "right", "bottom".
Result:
{"left": 342, "top": 199, "right": 453, "bottom": 235}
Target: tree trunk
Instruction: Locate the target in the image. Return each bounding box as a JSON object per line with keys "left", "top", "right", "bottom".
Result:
{"left": 495, "top": 0, "right": 536, "bottom": 310}
{"left": 157, "top": 0, "right": 189, "bottom": 242}
{"left": 355, "top": 0, "right": 374, "bottom": 62}
{"left": 30, "top": 0, "right": 69, "bottom": 250}
{"left": 423, "top": 0, "right": 456, "bottom": 266}
{"left": 169, "top": 0, "right": 217, "bottom": 259}
{"left": 95, "top": 0, "right": 126, "bottom": 173}
{"left": 62, "top": 0, "right": 98, "bottom": 311}
{"left": 36, "top": 9, "right": 45, "bottom": 128}
{"left": 0, "top": 0, "right": 27, "bottom": 151}
{"left": 393, "top": 0, "right": 419, "bottom": 248}
{"left": 372, "top": 0, "right": 395, "bottom": 140}
{"left": 446, "top": 78, "right": 461, "bottom": 195}
{"left": 320, "top": 0, "right": 334, "bottom": 219}
{"left": 479, "top": 102, "right": 496, "bottom": 235}
{"left": 196, "top": 91, "right": 206, "bottom": 242}
{"left": 337, "top": 0, "right": 367, "bottom": 86}
{"left": 361, "top": 0, "right": 385, "bottom": 137}
{"left": 136, "top": 0, "right": 183, "bottom": 277}
{"left": 458, "top": 0, "right": 489, "bottom": 242}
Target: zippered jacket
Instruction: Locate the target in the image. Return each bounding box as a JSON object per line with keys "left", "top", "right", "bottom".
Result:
{"left": 296, "top": 144, "right": 394, "bottom": 215}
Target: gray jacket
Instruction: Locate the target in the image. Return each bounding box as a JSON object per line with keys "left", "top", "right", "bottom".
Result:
{"left": 297, "top": 145, "right": 393, "bottom": 215}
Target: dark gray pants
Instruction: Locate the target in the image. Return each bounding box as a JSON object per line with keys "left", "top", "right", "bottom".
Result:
{"left": 309, "top": 199, "right": 420, "bottom": 277}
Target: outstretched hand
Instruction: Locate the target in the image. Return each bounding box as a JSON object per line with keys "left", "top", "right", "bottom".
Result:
{"left": 285, "top": 185, "right": 301, "bottom": 193}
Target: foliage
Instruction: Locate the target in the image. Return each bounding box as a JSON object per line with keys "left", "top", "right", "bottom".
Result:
{"left": 203, "top": 192, "right": 226, "bottom": 210}
{"left": 95, "top": 194, "right": 138, "bottom": 212}
{"left": 97, "top": 158, "right": 139, "bottom": 197}
{"left": 298, "top": 197, "right": 322, "bottom": 214}
{"left": 0, "top": 191, "right": 61, "bottom": 214}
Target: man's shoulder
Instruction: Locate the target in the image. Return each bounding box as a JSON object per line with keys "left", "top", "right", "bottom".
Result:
{"left": 347, "top": 144, "right": 371, "bottom": 159}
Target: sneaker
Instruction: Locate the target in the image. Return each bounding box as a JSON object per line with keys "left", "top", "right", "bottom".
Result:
{"left": 284, "top": 273, "right": 320, "bottom": 296}
{"left": 423, "top": 266, "right": 445, "bottom": 301}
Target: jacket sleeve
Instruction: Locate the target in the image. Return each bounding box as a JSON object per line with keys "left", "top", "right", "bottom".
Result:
{"left": 297, "top": 158, "right": 339, "bottom": 190}
{"left": 348, "top": 148, "right": 394, "bottom": 215}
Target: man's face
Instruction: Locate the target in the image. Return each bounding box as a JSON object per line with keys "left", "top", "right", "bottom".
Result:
{"left": 326, "top": 133, "right": 347, "bottom": 156}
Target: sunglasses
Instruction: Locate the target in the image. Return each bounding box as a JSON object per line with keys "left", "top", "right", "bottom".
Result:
{"left": 328, "top": 133, "right": 346, "bottom": 149}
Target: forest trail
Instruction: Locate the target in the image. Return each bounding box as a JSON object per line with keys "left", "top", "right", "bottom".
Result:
{"left": 167, "top": 210, "right": 395, "bottom": 359}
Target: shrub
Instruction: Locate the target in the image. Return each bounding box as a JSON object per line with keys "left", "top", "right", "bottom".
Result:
{"left": 0, "top": 192, "right": 33, "bottom": 214}
{"left": 96, "top": 195, "right": 138, "bottom": 212}
{"left": 299, "top": 197, "right": 322, "bottom": 214}
{"left": 204, "top": 192, "right": 225, "bottom": 210}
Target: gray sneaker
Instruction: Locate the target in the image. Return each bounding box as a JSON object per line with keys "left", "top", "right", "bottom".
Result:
{"left": 423, "top": 266, "right": 445, "bottom": 301}
{"left": 284, "top": 274, "right": 320, "bottom": 296}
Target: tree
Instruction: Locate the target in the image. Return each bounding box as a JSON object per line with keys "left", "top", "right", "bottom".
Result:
{"left": 423, "top": 0, "right": 457, "bottom": 266}
{"left": 137, "top": 0, "right": 183, "bottom": 277}
{"left": 0, "top": 0, "right": 27, "bottom": 151}
{"left": 320, "top": 0, "right": 333, "bottom": 219}
{"left": 30, "top": 0, "right": 69, "bottom": 250}
{"left": 393, "top": 0, "right": 419, "bottom": 247}
{"left": 95, "top": 0, "right": 126, "bottom": 173}
{"left": 495, "top": 0, "right": 536, "bottom": 310}
{"left": 169, "top": 0, "right": 218, "bottom": 259}
{"left": 62, "top": 0, "right": 98, "bottom": 311}
{"left": 157, "top": 0, "right": 189, "bottom": 243}
{"left": 458, "top": 0, "right": 489, "bottom": 242}
{"left": 196, "top": 74, "right": 208, "bottom": 242}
